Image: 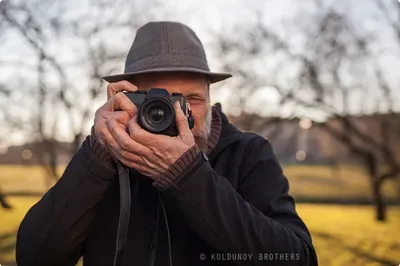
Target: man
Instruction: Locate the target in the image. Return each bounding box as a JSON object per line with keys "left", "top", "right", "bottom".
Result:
{"left": 16, "top": 21, "right": 318, "bottom": 266}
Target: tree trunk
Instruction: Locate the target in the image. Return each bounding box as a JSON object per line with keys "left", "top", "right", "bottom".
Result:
{"left": 365, "top": 155, "right": 387, "bottom": 222}
{"left": 73, "top": 133, "right": 83, "bottom": 154}
{"left": 371, "top": 179, "right": 386, "bottom": 221}
{"left": 0, "top": 187, "right": 12, "bottom": 209}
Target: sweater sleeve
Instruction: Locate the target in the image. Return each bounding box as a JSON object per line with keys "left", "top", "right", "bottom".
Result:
{"left": 160, "top": 137, "right": 318, "bottom": 266}
{"left": 16, "top": 137, "right": 118, "bottom": 266}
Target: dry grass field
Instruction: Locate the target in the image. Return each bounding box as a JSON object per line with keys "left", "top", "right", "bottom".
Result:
{"left": 1, "top": 164, "right": 398, "bottom": 201}
{"left": 0, "top": 164, "right": 399, "bottom": 265}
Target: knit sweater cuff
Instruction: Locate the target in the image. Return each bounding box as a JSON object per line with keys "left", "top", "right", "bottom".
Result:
{"left": 88, "top": 127, "right": 116, "bottom": 169}
{"left": 152, "top": 144, "right": 200, "bottom": 189}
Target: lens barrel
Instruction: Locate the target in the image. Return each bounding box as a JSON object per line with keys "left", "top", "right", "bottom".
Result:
{"left": 139, "top": 98, "right": 175, "bottom": 133}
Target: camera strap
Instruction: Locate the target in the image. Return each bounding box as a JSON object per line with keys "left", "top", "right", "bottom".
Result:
{"left": 111, "top": 162, "right": 172, "bottom": 266}
{"left": 112, "top": 160, "right": 132, "bottom": 266}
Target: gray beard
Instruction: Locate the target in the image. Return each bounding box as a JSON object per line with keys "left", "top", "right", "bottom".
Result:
{"left": 193, "top": 107, "right": 212, "bottom": 152}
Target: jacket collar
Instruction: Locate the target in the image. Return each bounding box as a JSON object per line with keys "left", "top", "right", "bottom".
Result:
{"left": 208, "top": 104, "right": 244, "bottom": 161}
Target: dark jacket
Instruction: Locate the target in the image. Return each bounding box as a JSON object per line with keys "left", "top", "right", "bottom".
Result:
{"left": 16, "top": 109, "right": 318, "bottom": 266}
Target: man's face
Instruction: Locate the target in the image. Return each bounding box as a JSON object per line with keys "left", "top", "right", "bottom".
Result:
{"left": 131, "top": 72, "right": 212, "bottom": 151}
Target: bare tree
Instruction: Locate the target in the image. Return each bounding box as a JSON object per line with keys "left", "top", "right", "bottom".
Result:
{"left": 0, "top": 0, "right": 164, "bottom": 190}
{"left": 214, "top": 0, "right": 400, "bottom": 221}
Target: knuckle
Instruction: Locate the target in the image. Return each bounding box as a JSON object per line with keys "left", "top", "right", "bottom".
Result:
{"left": 121, "top": 80, "right": 137, "bottom": 91}
{"left": 164, "top": 148, "right": 175, "bottom": 164}
{"left": 105, "top": 116, "right": 114, "bottom": 127}
{"left": 113, "top": 151, "right": 123, "bottom": 162}
{"left": 121, "top": 150, "right": 131, "bottom": 161}
{"left": 179, "top": 116, "right": 188, "bottom": 123}
{"left": 95, "top": 106, "right": 106, "bottom": 117}
{"left": 136, "top": 161, "right": 143, "bottom": 172}
{"left": 107, "top": 85, "right": 116, "bottom": 99}
{"left": 138, "top": 164, "right": 146, "bottom": 174}
{"left": 128, "top": 121, "right": 137, "bottom": 133}
{"left": 116, "top": 112, "right": 130, "bottom": 124}
{"left": 116, "top": 151, "right": 125, "bottom": 161}
{"left": 108, "top": 82, "right": 124, "bottom": 93}
{"left": 129, "top": 129, "right": 137, "bottom": 140}
{"left": 120, "top": 137, "right": 131, "bottom": 151}
{"left": 151, "top": 147, "right": 163, "bottom": 158}
{"left": 106, "top": 83, "right": 114, "bottom": 93}
{"left": 121, "top": 157, "right": 130, "bottom": 167}
{"left": 140, "top": 155, "right": 147, "bottom": 165}
{"left": 150, "top": 140, "right": 161, "bottom": 148}
{"left": 120, "top": 80, "right": 130, "bottom": 88}
{"left": 128, "top": 117, "right": 135, "bottom": 126}
{"left": 151, "top": 153, "right": 161, "bottom": 166}
{"left": 99, "top": 127, "right": 109, "bottom": 140}
{"left": 114, "top": 92, "right": 123, "bottom": 101}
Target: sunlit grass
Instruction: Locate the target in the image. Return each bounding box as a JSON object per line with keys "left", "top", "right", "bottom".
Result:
{"left": 0, "top": 165, "right": 64, "bottom": 193}
{"left": 297, "top": 204, "right": 400, "bottom": 266}
{"left": 0, "top": 197, "right": 38, "bottom": 263}
{"left": 284, "top": 165, "right": 398, "bottom": 201}
{"left": 1, "top": 164, "right": 398, "bottom": 201}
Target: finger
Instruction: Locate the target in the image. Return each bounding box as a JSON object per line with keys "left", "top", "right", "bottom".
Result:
{"left": 110, "top": 150, "right": 138, "bottom": 169}
{"left": 102, "top": 110, "right": 131, "bottom": 126}
{"left": 123, "top": 152, "right": 167, "bottom": 176}
{"left": 97, "top": 123, "right": 119, "bottom": 149}
{"left": 113, "top": 151, "right": 159, "bottom": 177}
{"left": 128, "top": 115, "right": 165, "bottom": 145}
{"left": 174, "top": 101, "right": 191, "bottom": 138}
{"left": 107, "top": 117, "right": 148, "bottom": 155}
{"left": 107, "top": 137, "right": 151, "bottom": 169}
{"left": 104, "top": 92, "right": 138, "bottom": 117}
{"left": 107, "top": 80, "right": 138, "bottom": 100}
{"left": 94, "top": 110, "right": 131, "bottom": 146}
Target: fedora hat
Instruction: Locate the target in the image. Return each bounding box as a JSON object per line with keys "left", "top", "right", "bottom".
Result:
{"left": 102, "top": 21, "right": 232, "bottom": 84}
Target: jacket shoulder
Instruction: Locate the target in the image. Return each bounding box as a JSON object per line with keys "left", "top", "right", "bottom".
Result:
{"left": 238, "top": 131, "right": 275, "bottom": 160}
{"left": 233, "top": 131, "right": 281, "bottom": 180}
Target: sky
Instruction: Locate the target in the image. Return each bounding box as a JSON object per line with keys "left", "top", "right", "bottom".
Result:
{"left": 0, "top": 0, "right": 399, "bottom": 149}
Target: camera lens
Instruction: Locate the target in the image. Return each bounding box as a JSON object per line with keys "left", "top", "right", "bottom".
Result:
{"left": 139, "top": 98, "right": 174, "bottom": 133}
{"left": 149, "top": 108, "right": 165, "bottom": 124}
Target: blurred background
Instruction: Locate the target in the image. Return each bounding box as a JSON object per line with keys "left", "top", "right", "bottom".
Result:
{"left": 0, "top": 0, "right": 399, "bottom": 265}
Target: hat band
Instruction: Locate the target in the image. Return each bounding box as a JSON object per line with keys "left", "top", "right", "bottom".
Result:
{"left": 124, "top": 53, "right": 211, "bottom": 74}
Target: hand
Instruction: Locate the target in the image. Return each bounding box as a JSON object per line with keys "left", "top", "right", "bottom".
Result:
{"left": 111, "top": 101, "right": 196, "bottom": 179}
{"left": 94, "top": 81, "right": 138, "bottom": 150}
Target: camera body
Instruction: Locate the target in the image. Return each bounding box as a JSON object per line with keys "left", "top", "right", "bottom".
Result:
{"left": 124, "top": 88, "right": 194, "bottom": 136}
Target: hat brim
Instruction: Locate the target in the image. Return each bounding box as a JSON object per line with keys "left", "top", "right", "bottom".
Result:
{"left": 102, "top": 67, "right": 232, "bottom": 84}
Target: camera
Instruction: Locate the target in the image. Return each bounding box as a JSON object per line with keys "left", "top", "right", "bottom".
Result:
{"left": 123, "top": 88, "right": 195, "bottom": 136}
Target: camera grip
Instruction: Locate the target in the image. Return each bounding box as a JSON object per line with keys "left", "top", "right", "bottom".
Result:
{"left": 188, "top": 116, "right": 195, "bottom": 129}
